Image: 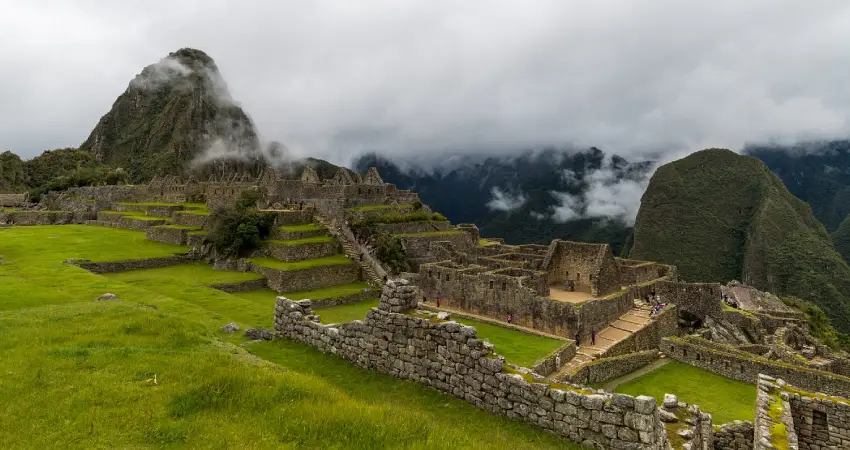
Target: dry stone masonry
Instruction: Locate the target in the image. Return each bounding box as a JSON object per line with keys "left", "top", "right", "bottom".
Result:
{"left": 274, "top": 280, "right": 670, "bottom": 449}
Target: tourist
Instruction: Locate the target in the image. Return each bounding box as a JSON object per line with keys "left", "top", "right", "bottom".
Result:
{"left": 555, "top": 355, "right": 561, "bottom": 368}
{"left": 591, "top": 330, "right": 596, "bottom": 345}
{"left": 436, "top": 298, "right": 441, "bottom": 308}
{"left": 575, "top": 332, "right": 580, "bottom": 347}
{"left": 299, "top": 201, "right": 303, "bottom": 210}
{"left": 422, "top": 295, "right": 427, "bottom": 303}
{"left": 507, "top": 313, "right": 512, "bottom": 324}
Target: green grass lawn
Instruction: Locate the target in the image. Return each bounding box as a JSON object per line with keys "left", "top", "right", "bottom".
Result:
{"left": 278, "top": 223, "right": 324, "bottom": 232}
{"left": 614, "top": 360, "right": 756, "bottom": 424}
{"left": 249, "top": 254, "right": 353, "bottom": 271}
{"left": 266, "top": 235, "right": 334, "bottom": 246}
{"left": 0, "top": 225, "right": 578, "bottom": 448}
{"left": 315, "top": 298, "right": 381, "bottom": 324}
{"left": 452, "top": 318, "right": 565, "bottom": 368}
{"left": 104, "top": 262, "right": 264, "bottom": 286}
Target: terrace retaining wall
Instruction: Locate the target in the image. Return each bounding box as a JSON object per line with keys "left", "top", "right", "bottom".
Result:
{"left": 73, "top": 255, "right": 189, "bottom": 273}
{"left": 146, "top": 226, "right": 192, "bottom": 245}
{"left": 173, "top": 212, "right": 208, "bottom": 228}
{"left": 273, "top": 280, "right": 670, "bottom": 449}
{"left": 713, "top": 421, "right": 754, "bottom": 450}
{"left": 262, "top": 240, "right": 340, "bottom": 262}
{"left": 253, "top": 262, "right": 361, "bottom": 293}
{"left": 602, "top": 306, "right": 679, "bottom": 358}
{"left": 209, "top": 278, "right": 268, "bottom": 293}
{"left": 567, "top": 350, "right": 659, "bottom": 385}
{"left": 530, "top": 342, "right": 577, "bottom": 378}
{"left": 663, "top": 337, "right": 850, "bottom": 397}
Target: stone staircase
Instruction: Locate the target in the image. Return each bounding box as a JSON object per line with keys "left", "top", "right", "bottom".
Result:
{"left": 554, "top": 301, "right": 655, "bottom": 379}
{"left": 315, "top": 214, "right": 386, "bottom": 287}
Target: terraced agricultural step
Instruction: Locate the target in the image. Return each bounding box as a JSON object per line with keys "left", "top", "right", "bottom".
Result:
{"left": 248, "top": 255, "right": 360, "bottom": 292}
{"left": 262, "top": 236, "right": 340, "bottom": 262}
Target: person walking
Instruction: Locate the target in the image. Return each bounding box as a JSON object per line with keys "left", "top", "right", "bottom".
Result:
{"left": 591, "top": 329, "right": 596, "bottom": 346}
{"left": 436, "top": 298, "right": 441, "bottom": 308}
{"left": 507, "top": 313, "right": 512, "bottom": 324}
{"left": 575, "top": 332, "right": 580, "bottom": 347}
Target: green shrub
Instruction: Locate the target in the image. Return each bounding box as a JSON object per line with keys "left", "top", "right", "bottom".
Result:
{"left": 781, "top": 296, "right": 850, "bottom": 351}
{"left": 207, "top": 192, "right": 276, "bottom": 257}
{"left": 411, "top": 199, "right": 423, "bottom": 211}
{"left": 28, "top": 166, "right": 129, "bottom": 202}
{"left": 374, "top": 232, "right": 409, "bottom": 275}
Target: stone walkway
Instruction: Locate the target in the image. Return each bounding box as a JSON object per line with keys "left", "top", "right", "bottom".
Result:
{"left": 552, "top": 302, "right": 656, "bottom": 380}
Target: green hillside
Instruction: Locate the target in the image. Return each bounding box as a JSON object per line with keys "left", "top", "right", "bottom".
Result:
{"left": 629, "top": 148, "right": 850, "bottom": 332}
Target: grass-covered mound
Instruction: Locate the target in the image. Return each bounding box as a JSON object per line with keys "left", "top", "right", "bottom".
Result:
{"left": 0, "top": 225, "right": 579, "bottom": 448}
{"left": 614, "top": 360, "right": 755, "bottom": 424}
{"left": 629, "top": 148, "right": 850, "bottom": 332}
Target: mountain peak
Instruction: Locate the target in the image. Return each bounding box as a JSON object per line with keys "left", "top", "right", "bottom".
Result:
{"left": 80, "top": 48, "right": 259, "bottom": 181}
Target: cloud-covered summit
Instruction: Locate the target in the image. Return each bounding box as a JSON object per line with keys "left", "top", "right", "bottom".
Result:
{"left": 2, "top": 1, "right": 850, "bottom": 163}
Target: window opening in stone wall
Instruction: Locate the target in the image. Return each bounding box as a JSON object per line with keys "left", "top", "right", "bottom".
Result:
{"left": 428, "top": 271, "right": 432, "bottom": 278}
{"left": 812, "top": 410, "right": 828, "bottom": 434}
{"left": 489, "top": 281, "right": 493, "bottom": 289}
{"left": 739, "top": 365, "right": 744, "bottom": 373}
{"left": 502, "top": 283, "right": 506, "bottom": 291}
{"left": 695, "top": 353, "right": 700, "bottom": 361}
{"left": 445, "top": 274, "right": 450, "bottom": 281}
{"left": 576, "top": 273, "right": 581, "bottom": 282}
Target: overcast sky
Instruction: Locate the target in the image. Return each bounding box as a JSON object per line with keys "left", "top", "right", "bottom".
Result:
{"left": 2, "top": 0, "right": 850, "bottom": 165}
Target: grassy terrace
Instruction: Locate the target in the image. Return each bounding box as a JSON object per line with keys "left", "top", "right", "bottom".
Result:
{"left": 249, "top": 254, "right": 353, "bottom": 271}
{"left": 233, "top": 282, "right": 373, "bottom": 304}
{"left": 453, "top": 318, "right": 565, "bottom": 368}
{"left": 315, "top": 298, "right": 382, "bottom": 324}
{"left": 266, "top": 235, "right": 335, "bottom": 246}
{"left": 0, "top": 225, "right": 576, "bottom": 448}
{"left": 614, "top": 360, "right": 756, "bottom": 424}
{"left": 395, "top": 230, "right": 464, "bottom": 237}
{"left": 278, "top": 223, "right": 324, "bottom": 232}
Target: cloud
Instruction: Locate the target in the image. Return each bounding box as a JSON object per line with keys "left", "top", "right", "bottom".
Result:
{"left": 548, "top": 157, "right": 653, "bottom": 225}
{"left": 486, "top": 187, "right": 527, "bottom": 213}
{"left": 129, "top": 56, "right": 192, "bottom": 90}
{"left": 2, "top": 1, "right": 850, "bottom": 163}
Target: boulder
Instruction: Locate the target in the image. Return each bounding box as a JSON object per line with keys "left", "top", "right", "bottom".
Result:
{"left": 437, "top": 311, "right": 451, "bottom": 320}
{"left": 244, "top": 328, "right": 274, "bottom": 341}
{"left": 220, "top": 323, "right": 240, "bottom": 333}
{"left": 94, "top": 293, "right": 120, "bottom": 302}
{"left": 663, "top": 393, "right": 678, "bottom": 409}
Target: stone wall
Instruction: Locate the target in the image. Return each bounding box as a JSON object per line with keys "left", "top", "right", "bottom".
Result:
{"left": 273, "top": 280, "right": 670, "bottom": 449}
{"left": 146, "top": 226, "right": 190, "bottom": 245}
{"left": 567, "top": 350, "right": 660, "bottom": 385}
{"left": 0, "top": 210, "right": 94, "bottom": 225}
{"left": 262, "top": 240, "right": 339, "bottom": 262}
{"left": 530, "top": 342, "right": 577, "bottom": 378}
{"left": 253, "top": 262, "right": 361, "bottom": 293}
{"left": 753, "top": 375, "right": 797, "bottom": 450}
{"left": 656, "top": 281, "right": 723, "bottom": 322}
{"left": 172, "top": 212, "right": 208, "bottom": 228}
{"left": 663, "top": 337, "right": 850, "bottom": 397}
{"left": 73, "top": 255, "right": 188, "bottom": 273}
{"left": 400, "top": 232, "right": 475, "bottom": 259}
{"left": 308, "top": 289, "right": 380, "bottom": 310}
{"left": 616, "top": 259, "right": 676, "bottom": 285}
{"left": 713, "top": 421, "right": 754, "bottom": 450}
{"left": 209, "top": 278, "right": 268, "bottom": 292}
{"left": 545, "top": 240, "right": 621, "bottom": 296}
{"left": 787, "top": 381, "right": 850, "bottom": 449}
{"left": 0, "top": 193, "right": 26, "bottom": 206}
{"left": 602, "top": 306, "right": 679, "bottom": 357}
{"left": 376, "top": 221, "right": 451, "bottom": 235}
